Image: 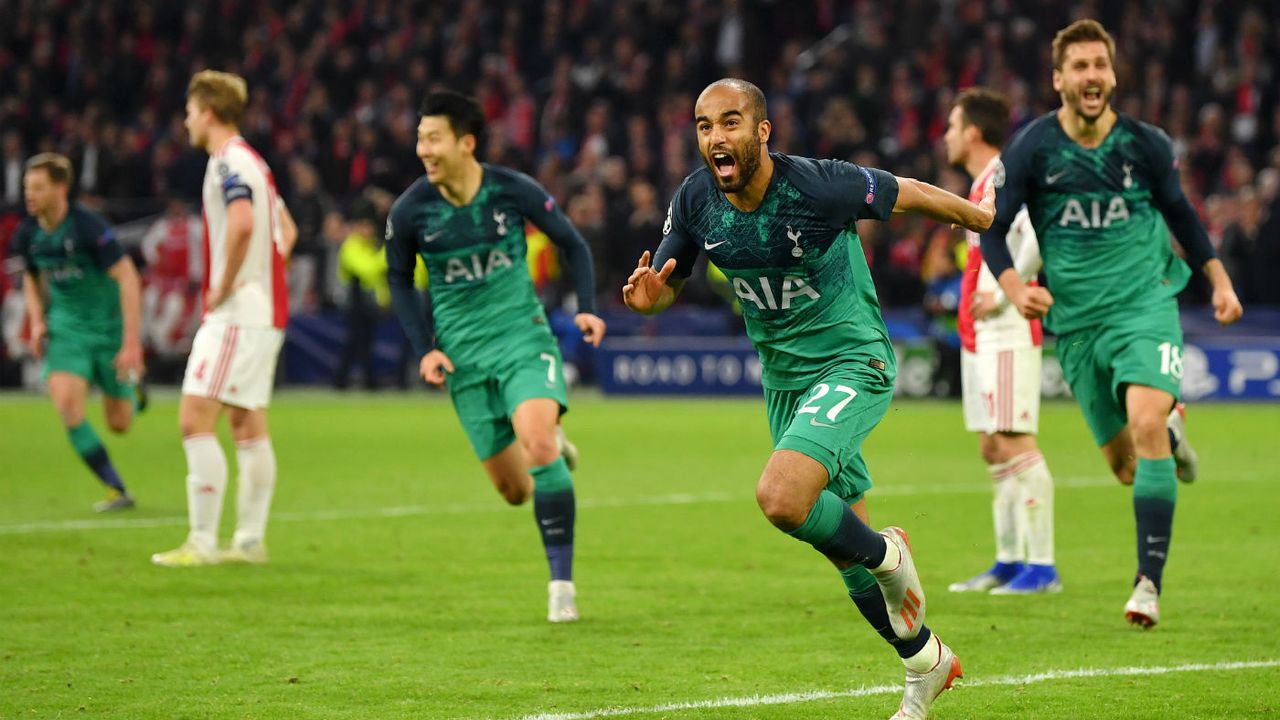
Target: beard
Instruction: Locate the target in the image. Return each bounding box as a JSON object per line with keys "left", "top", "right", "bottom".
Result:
{"left": 1064, "top": 84, "right": 1113, "bottom": 123}
{"left": 706, "top": 135, "right": 762, "bottom": 193}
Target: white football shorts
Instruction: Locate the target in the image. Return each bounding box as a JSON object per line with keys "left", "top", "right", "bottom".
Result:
{"left": 182, "top": 320, "right": 284, "bottom": 410}
{"left": 961, "top": 346, "right": 1042, "bottom": 434}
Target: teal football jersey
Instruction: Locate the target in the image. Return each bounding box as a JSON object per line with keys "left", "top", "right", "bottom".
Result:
{"left": 12, "top": 205, "right": 125, "bottom": 345}
{"left": 656, "top": 154, "right": 899, "bottom": 390}
{"left": 386, "top": 165, "right": 595, "bottom": 373}
{"left": 982, "top": 112, "right": 1192, "bottom": 335}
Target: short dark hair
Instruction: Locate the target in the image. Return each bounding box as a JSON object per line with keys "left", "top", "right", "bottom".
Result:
{"left": 25, "top": 152, "right": 74, "bottom": 186}
{"left": 954, "top": 87, "right": 1011, "bottom": 148}
{"left": 704, "top": 78, "right": 768, "bottom": 125}
{"left": 418, "top": 90, "right": 486, "bottom": 142}
{"left": 1052, "top": 19, "right": 1116, "bottom": 70}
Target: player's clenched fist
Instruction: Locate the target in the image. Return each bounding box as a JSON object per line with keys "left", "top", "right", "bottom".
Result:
{"left": 1211, "top": 285, "right": 1243, "bottom": 326}
{"left": 622, "top": 251, "right": 677, "bottom": 315}
{"left": 574, "top": 314, "right": 607, "bottom": 347}
{"left": 1012, "top": 285, "right": 1054, "bottom": 320}
{"left": 419, "top": 349, "right": 455, "bottom": 385}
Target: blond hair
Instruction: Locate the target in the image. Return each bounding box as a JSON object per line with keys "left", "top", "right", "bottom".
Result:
{"left": 187, "top": 70, "right": 248, "bottom": 126}
{"left": 25, "top": 152, "right": 74, "bottom": 186}
{"left": 1052, "top": 19, "right": 1116, "bottom": 70}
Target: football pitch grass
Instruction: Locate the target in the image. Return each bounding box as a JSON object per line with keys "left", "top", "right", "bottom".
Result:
{"left": 1, "top": 392, "right": 1276, "bottom": 719}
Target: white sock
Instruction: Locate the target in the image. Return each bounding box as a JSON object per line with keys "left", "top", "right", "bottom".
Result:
{"left": 1010, "top": 451, "right": 1055, "bottom": 566}
{"left": 988, "top": 460, "right": 1024, "bottom": 564}
{"left": 903, "top": 634, "right": 943, "bottom": 673}
{"left": 233, "top": 436, "right": 277, "bottom": 547}
{"left": 183, "top": 434, "right": 227, "bottom": 553}
{"left": 872, "top": 533, "right": 902, "bottom": 574}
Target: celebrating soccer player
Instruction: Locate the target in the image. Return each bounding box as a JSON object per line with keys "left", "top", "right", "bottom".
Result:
{"left": 14, "top": 153, "right": 145, "bottom": 513}
{"left": 386, "top": 90, "right": 606, "bottom": 623}
{"left": 624, "top": 78, "right": 996, "bottom": 720}
{"left": 153, "top": 71, "right": 289, "bottom": 567}
{"left": 980, "top": 20, "right": 1244, "bottom": 628}
{"left": 943, "top": 88, "right": 1060, "bottom": 595}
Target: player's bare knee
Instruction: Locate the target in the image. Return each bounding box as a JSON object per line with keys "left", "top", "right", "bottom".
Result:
{"left": 519, "top": 436, "right": 559, "bottom": 468}
{"left": 1109, "top": 457, "right": 1135, "bottom": 485}
{"left": 106, "top": 414, "right": 131, "bottom": 434}
{"left": 755, "top": 479, "right": 806, "bottom": 531}
{"left": 979, "top": 435, "right": 1004, "bottom": 465}
{"left": 56, "top": 404, "right": 85, "bottom": 428}
{"left": 498, "top": 478, "right": 531, "bottom": 505}
{"left": 1128, "top": 413, "right": 1168, "bottom": 454}
{"left": 179, "top": 411, "right": 213, "bottom": 439}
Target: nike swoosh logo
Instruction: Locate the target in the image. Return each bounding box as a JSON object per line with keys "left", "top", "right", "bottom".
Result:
{"left": 704, "top": 240, "right": 728, "bottom": 250}
{"left": 1045, "top": 171, "right": 1067, "bottom": 184}
{"left": 809, "top": 417, "right": 836, "bottom": 429}
{"left": 540, "top": 517, "right": 564, "bottom": 526}
{"left": 424, "top": 231, "right": 443, "bottom": 242}
{"left": 1146, "top": 536, "right": 1168, "bottom": 543}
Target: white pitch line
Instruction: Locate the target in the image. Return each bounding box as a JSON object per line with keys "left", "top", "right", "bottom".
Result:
{"left": 0, "top": 491, "right": 742, "bottom": 535}
{"left": 0, "top": 473, "right": 1251, "bottom": 536}
{"left": 512, "top": 659, "right": 1280, "bottom": 720}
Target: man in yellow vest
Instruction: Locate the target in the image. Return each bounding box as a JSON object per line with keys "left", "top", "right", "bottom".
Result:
{"left": 335, "top": 199, "right": 388, "bottom": 389}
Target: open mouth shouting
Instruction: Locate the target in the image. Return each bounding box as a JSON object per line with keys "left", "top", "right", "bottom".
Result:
{"left": 1079, "top": 84, "right": 1106, "bottom": 114}
{"left": 710, "top": 149, "right": 738, "bottom": 180}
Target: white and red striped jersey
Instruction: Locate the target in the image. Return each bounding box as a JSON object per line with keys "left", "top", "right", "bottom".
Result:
{"left": 201, "top": 136, "right": 288, "bottom": 329}
{"left": 958, "top": 155, "right": 1042, "bottom": 353}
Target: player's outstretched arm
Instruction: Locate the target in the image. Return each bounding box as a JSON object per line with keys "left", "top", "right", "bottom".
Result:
{"left": 622, "top": 251, "right": 681, "bottom": 316}
{"left": 107, "top": 256, "right": 145, "bottom": 380}
{"left": 892, "top": 176, "right": 995, "bottom": 233}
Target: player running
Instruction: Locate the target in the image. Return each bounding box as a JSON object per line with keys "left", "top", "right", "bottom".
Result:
{"left": 943, "top": 88, "right": 1059, "bottom": 595}
{"left": 981, "top": 20, "right": 1244, "bottom": 627}
{"left": 386, "top": 91, "right": 605, "bottom": 623}
{"left": 153, "top": 71, "right": 289, "bottom": 567}
{"left": 624, "top": 78, "right": 994, "bottom": 720}
{"left": 13, "top": 153, "right": 145, "bottom": 513}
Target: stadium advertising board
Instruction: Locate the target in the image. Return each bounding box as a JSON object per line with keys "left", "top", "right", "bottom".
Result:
{"left": 597, "top": 337, "right": 1280, "bottom": 400}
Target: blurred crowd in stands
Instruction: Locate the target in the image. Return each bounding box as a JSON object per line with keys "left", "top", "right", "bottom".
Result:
{"left": 1, "top": 0, "right": 1278, "bottom": 385}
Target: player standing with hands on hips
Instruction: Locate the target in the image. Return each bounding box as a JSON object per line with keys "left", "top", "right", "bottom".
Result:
{"left": 943, "top": 88, "right": 1060, "bottom": 596}
{"left": 153, "top": 71, "right": 291, "bottom": 568}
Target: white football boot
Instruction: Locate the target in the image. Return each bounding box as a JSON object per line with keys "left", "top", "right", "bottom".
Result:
{"left": 151, "top": 539, "right": 220, "bottom": 568}
{"left": 872, "top": 527, "right": 926, "bottom": 640}
{"left": 93, "top": 490, "right": 136, "bottom": 513}
{"left": 1167, "top": 403, "right": 1198, "bottom": 483}
{"left": 548, "top": 580, "right": 579, "bottom": 623}
{"left": 890, "top": 635, "right": 963, "bottom": 720}
{"left": 556, "top": 426, "right": 579, "bottom": 472}
{"left": 1124, "top": 575, "right": 1160, "bottom": 628}
{"left": 948, "top": 562, "right": 1023, "bottom": 593}
{"left": 220, "top": 538, "right": 269, "bottom": 565}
